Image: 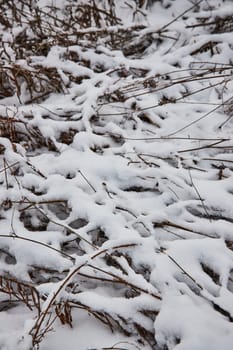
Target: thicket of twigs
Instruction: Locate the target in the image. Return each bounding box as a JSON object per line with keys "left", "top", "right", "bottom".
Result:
{"left": 0, "top": 0, "right": 233, "bottom": 349}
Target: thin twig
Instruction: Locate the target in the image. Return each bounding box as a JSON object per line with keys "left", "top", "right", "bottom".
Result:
{"left": 78, "top": 170, "right": 96, "bottom": 193}
{"left": 0, "top": 234, "right": 75, "bottom": 262}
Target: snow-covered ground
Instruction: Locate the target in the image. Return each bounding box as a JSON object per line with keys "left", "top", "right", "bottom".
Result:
{"left": 0, "top": 0, "right": 233, "bottom": 349}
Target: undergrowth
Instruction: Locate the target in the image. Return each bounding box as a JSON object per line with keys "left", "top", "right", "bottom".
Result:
{"left": 0, "top": 0, "right": 233, "bottom": 349}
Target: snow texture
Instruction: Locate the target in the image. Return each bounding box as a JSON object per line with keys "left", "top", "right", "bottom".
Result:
{"left": 0, "top": 0, "right": 233, "bottom": 349}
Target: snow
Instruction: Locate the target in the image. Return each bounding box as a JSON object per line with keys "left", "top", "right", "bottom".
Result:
{"left": 0, "top": 0, "right": 233, "bottom": 349}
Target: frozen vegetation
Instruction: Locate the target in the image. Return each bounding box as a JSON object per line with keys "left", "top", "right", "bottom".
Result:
{"left": 0, "top": 0, "right": 233, "bottom": 349}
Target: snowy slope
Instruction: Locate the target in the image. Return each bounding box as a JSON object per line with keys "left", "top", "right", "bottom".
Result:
{"left": 0, "top": 0, "right": 233, "bottom": 349}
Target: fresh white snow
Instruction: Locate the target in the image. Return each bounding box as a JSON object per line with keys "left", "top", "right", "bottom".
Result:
{"left": 0, "top": 0, "right": 233, "bottom": 349}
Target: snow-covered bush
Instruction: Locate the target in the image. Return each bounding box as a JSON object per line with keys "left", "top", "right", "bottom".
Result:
{"left": 0, "top": 0, "right": 233, "bottom": 349}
